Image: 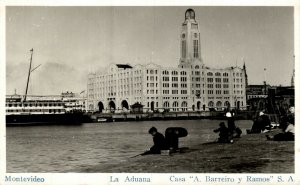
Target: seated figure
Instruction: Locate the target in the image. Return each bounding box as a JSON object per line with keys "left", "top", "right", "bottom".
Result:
{"left": 214, "top": 122, "right": 231, "bottom": 143}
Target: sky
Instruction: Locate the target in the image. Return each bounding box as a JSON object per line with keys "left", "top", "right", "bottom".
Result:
{"left": 6, "top": 6, "right": 294, "bottom": 95}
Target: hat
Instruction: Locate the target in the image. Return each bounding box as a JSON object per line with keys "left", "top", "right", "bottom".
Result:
{"left": 225, "top": 112, "right": 232, "bottom": 117}
{"left": 148, "top": 127, "right": 157, "bottom": 134}
{"left": 289, "top": 107, "right": 295, "bottom": 114}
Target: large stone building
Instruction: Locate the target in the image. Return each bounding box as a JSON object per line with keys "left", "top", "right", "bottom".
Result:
{"left": 87, "top": 9, "right": 247, "bottom": 113}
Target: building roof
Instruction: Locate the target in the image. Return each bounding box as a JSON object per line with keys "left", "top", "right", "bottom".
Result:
{"left": 116, "top": 64, "right": 132, "bottom": 69}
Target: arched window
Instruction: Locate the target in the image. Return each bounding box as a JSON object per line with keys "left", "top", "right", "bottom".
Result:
{"left": 172, "top": 101, "right": 179, "bottom": 111}
{"left": 195, "top": 65, "right": 199, "bottom": 69}
{"left": 216, "top": 101, "right": 222, "bottom": 110}
{"left": 215, "top": 72, "right": 221, "bottom": 76}
{"left": 207, "top": 72, "right": 213, "bottom": 76}
{"left": 181, "top": 101, "right": 188, "bottom": 111}
{"left": 163, "top": 101, "right": 170, "bottom": 108}
{"left": 208, "top": 101, "right": 214, "bottom": 107}
{"left": 224, "top": 101, "right": 230, "bottom": 108}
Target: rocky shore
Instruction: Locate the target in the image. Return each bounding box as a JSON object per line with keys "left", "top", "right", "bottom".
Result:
{"left": 79, "top": 129, "right": 294, "bottom": 173}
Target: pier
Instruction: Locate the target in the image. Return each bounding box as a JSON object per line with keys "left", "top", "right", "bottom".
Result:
{"left": 87, "top": 110, "right": 266, "bottom": 123}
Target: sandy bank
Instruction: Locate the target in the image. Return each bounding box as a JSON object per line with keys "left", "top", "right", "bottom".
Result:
{"left": 79, "top": 129, "right": 294, "bottom": 173}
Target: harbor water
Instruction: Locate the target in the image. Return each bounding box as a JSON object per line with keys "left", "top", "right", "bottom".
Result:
{"left": 7, "top": 119, "right": 252, "bottom": 172}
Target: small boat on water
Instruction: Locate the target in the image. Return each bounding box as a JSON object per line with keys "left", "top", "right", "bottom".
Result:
{"left": 96, "top": 117, "right": 114, "bottom": 123}
{"left": 6, "top": 49, "right": 92, "bottom": 126}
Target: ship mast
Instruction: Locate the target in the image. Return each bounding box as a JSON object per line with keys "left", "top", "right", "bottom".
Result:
{"left": 23, "top": 48, "right": 34, "bottom": 102}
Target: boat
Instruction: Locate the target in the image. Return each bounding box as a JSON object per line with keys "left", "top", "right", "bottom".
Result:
{"left": 6, "top": 49, "right": 92, "bottom": 126}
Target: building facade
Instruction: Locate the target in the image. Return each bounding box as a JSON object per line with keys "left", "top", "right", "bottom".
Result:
{"left": 87, "top": 9, "right": 247, "bottom": 113}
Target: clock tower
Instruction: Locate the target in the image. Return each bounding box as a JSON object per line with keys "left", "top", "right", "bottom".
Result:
{"left": 179, "top": 9, "right": 203, "bottom": 68}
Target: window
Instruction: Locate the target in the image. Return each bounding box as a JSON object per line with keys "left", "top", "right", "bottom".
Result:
{"left": 172, "top": 83, "right": 178, "bottom": 88}
{"left": 163, "top": 90, "right": 169, "bottom": 94}
{"left": 208, "top": 84, "right": 213, "bottom": 88}
{"left": 182, "top": 40, "right": 186, "bottom": 58}
{"left": 181, "top": 84, "right": 187, "bottom": 88}
{"left": 207, "top": 72, "right": 213, "bottom": 76}
{"left": 163, "top": 83, "right": 169, "bottom": 88}
{"left": 215, "top": 78, "right": 221, "bottom": 83}
{"left": 208, "top": 90, "right": 214, "bottom": 94}
{"left": 224, "top": 90, "right": 229, "bottom": 94}
{"left": 223, "top": 84, "right": 229, "bottom": 88}
{"left": 181, "top": 90, "right": 187, "bottom": 94}
{"left": 163, "top": 76, "right": 169, "bottom": 81}
{"left": 193, "top": 40, "right": 198, "bottom": 58}
{"left": 215, "top": 72, "right": 221, "bottom": 76}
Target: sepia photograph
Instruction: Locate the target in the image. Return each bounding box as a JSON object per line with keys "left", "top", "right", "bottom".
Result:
{"left": 3, "top": 3, "right": 297, "bottom": 183}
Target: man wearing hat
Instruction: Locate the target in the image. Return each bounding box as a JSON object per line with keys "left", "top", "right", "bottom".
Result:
{"left": 142, "top": 127, "right": 167, "bottom": 155}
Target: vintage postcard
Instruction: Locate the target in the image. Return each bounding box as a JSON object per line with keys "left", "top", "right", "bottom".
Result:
{"left": 1, "top": 1, "right": 299, "bottom": 185}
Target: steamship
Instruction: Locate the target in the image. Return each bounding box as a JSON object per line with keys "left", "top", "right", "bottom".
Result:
{"left": 6, "top": 49, "right": 92, "bottom": 126}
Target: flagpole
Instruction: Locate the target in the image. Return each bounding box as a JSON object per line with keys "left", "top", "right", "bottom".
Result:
{"left": 264, "top": 68, "right": 267, "bottom": 95}
{"left": 24, "top": 48, "right": 34, "bottom": 102}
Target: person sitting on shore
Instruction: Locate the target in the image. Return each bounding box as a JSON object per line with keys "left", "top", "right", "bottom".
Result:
{"left": 142, "top": 127, "right": 168, "bottom": 155}
{"left": 266, "top": 122, "right": 294, "bottom": 141}
{"left": 248, "top": 111, "right": 271, "bottom": 134}
{"left": 266, "top": 107, "right": 295, "bottom": 141}
{"left": 214, "top": 122, "right": 232, "bottom": 143}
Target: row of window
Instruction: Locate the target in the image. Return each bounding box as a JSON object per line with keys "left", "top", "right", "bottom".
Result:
{"left": 7, "top": 103, "right": 64, "bottom": 107}
{"left": 146, "top": 70, "right": 158, "bottom": 74}
{"left": 162, "top": 71, "right": 188, "bottom": 75}
{"left": 207, "top": 72, "right": 242, "bottom": 77}
{"left": 208, "top": 84, "right": 229, "bottom": 88}
{"left": 6, "top": 109, "right": 64, "bottom": 113}
{"left": 147, "top": 76, "right": 157, "bottom": 81}
{"left": 207, "top": 90, "right": 231, "bottom": 95}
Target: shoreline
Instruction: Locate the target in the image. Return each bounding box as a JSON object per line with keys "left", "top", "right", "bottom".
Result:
{"left": 78, "top": 129, "right": 294, "bottom": 173}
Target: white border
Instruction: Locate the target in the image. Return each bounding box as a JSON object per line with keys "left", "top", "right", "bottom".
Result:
{"left": 1, "top": 1, "right": 299, "bottom": 185}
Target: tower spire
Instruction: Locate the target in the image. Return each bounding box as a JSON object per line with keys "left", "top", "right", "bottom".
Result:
{"left": 179, "top": 9, "right": 202, "bottom": 68}
{"left": 243, "top": 58, "right": 248, "bottom": 87}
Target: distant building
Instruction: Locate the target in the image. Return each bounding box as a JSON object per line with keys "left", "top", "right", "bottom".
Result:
{"left": 87, "top": 9, "right": 247, "bottom": 113}
{"left": 61, "top": 91, "right": 86, "bottom": 112}
{"left": 246, "top": 84, "right": 294, "bottom": 113}
{"left": 246, "top": 84, "right": 271, "bottom": 100}
{"left": 273, "top": 86, "right": 294, "bottom": 112}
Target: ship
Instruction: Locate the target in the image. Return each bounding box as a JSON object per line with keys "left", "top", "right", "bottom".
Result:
{"left": 6, "top": 49, "right": 92, "bottom": 126}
